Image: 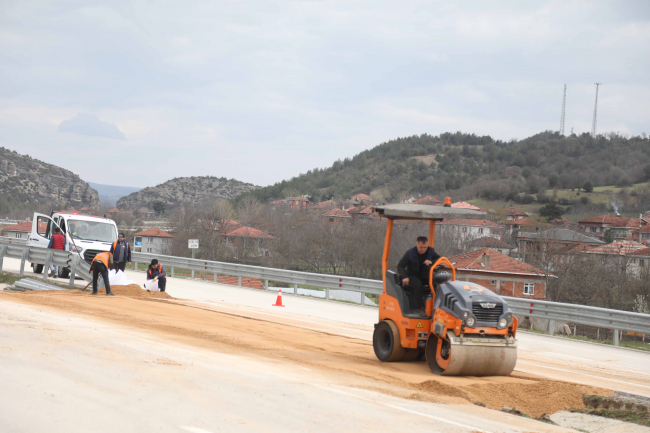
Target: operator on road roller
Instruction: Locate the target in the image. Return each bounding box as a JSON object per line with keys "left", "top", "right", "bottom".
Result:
{"left": 397, "top": 236, "right": 441, "bottom": 316}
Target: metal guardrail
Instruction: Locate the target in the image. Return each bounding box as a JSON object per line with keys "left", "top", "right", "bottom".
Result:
{"left": 132, "top": 252, "right": 381, "bottom": 305}
{"left": 1, "top": 237, "right": 648, "bottom": 346}
{"left": 0, "top": 236, "right": 92, "bottom": 286}
{"left": 12, "top": 278, "right": 70, "bottom": 292}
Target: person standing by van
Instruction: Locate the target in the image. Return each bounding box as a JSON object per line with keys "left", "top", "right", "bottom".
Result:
{"left": 47, "top": 227, "right": 66, "bottom": 278}
{"left": 110, "top": 233, "right": 131, "bottom": 272}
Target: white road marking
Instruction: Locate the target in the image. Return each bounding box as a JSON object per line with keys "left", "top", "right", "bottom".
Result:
{"left": 312, "top": 384, "right": 493, "bottom": 433}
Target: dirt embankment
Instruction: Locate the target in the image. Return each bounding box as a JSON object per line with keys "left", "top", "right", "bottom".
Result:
{"left": 0, "top": 288, "right": 611, "bottom": 418}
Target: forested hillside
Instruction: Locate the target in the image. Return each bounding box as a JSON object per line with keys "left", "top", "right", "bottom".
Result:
{"left": 241, "top": 131, "right": 650, "bottom": 204}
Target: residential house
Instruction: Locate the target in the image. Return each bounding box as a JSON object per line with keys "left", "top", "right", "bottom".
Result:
{"left": 346, "top": 205, "right": 375, "bottom": 222}
{"left": 449, "top": 248, "right": 550, "bottom": 300}
{"left": 1, "top": 221, "right": 33, "bottom": 240}
{"left": 437, "top": 219, "right": 502, "bottom": 247}
{"left": 450, "top": 201, "right": 481, "bottom": 210}
{"left": 351, "top": 193, "right": 373, "bottom": 205}
{"left": 466, "top": 237, "right": 516, "bottom": 255}
{"left": 322, "top": 208, "right": 351, "bottom": 224}
{"left": 576, "top": 215, "right": 645, "bottom": 241}
{"left": 517, "top": 228, "right": 604, "bottom": 264}
{"left": 222, "top": 226, "right": 274, "bottom": 258}
{"left": 625, "top": 247, "right": 650, "bottom": 278}
{"left": 400, "top": 195, "right": 416, "bottom": 204}
{"left": 133, "top": 228, "right": 174, "bottom": 254}
{"left": 583, "top": 240, "right": 649, "bottom": 276}
{"left": 414, "top": 196, "right": 441, "bottom": 206}
{"left": 138, "top": 207, "right": 156, "bottom": 218}
{"left": 503, "top": 216, "right": 539, "bottom": 234}
{"left": 506, "top": 208, "right": 527, "bottom": 221}
{"left": 311, "top": 200, "right": 337, "bottom": 210}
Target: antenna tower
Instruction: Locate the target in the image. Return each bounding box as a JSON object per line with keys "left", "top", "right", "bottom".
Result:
{"left": 591, "top": 83, "right": 601, "bottom": 137}
{"left": 560, "top": 84, "right": 566, "bottom": 135}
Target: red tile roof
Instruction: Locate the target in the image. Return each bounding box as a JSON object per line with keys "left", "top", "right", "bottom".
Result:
{"left": 107, "top": 208, "right": 122, "bottom": 213}
{"left": 216, "top": 219, "right": 243, "bottom": 232}
{"left": 506, "top": 207, "right": 527, "bottom": 216}
{"left": 438, "top": 218, "right": 501, "bottom": 228}
{"left": 585, "top": 240, "right": 647, "bottom": 255}
{"left": 223, "top": 226, "right": 274, "bottom": 239}
{"left": 347, "top": 205, "right": 374, "bottom": 214}
{"left": 352, "top": 193, "right": 372, "bottom": 201}
{"left": 450, "top": 201, "right": 481, "bottom": 210}
{"left": 323, "top": 208, "right": 351, "bottom": 218}
{"left": 415, "top": 196, "right": 441, "bottom": 205}
{"left": 579, "top": 215, "right": 630, "bottom": 225}
{"left": 450, "top": 248, "right": 546, "bottom": 276}
{"left": 503, "top": 217, "right": 537, "bottom": 226}
{"left": 133, "top": 228, "right": 174, "bottom": 238}
{"left": 1, "top": 221, "right": 33, "bottom": 232}
{"left": 630, "top": 248, "right": 650, "bottom": 257}
{"left": 311, "top": 200, "right": 337, "bottom": 209}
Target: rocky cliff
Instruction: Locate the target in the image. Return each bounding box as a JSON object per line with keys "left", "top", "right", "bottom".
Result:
{"left": 0, "top": 147, "right": 100, "bottom": 209}
{"left": 116, "top": 176, "right": 258, "bottom": 210}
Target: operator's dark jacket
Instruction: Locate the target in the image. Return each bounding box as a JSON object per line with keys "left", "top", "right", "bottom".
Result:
{"left": 397, "top": 246, "right": 441, "bottom": 284}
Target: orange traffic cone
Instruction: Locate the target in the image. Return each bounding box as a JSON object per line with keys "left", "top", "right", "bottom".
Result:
{"left": 272, "top": 289, "right": 285, "bottom": 307}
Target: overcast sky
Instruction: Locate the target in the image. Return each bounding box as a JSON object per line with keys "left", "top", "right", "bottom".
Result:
{"left": 1, "top": 1, "right": 649, "bottom": 188}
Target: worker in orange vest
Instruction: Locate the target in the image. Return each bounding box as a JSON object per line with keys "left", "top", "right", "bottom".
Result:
{"left": 90, "top": 252, "right": 115, "bottom": 296}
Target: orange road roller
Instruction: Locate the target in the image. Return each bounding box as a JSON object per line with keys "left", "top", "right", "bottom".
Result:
{"left": 372, "top": 202, "right": 518, "bottom": 376}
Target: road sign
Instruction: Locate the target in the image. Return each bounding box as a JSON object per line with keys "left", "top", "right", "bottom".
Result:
{"left": 188, "top": 239, "right": 199, "bottom": 249}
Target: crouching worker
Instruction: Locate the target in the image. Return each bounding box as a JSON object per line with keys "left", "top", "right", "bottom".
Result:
{"left": 90, "top": 252, "right": 115, "bottom": 296}
{"left": 146, "top": 259, "right": 167, "bottom": 292}
{"left": 397, "top": 236, "right": 441, "bottom": 315}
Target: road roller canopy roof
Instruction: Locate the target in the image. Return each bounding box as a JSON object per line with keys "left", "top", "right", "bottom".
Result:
{"left": 374, "top": 204, "right": 487, "bottom": 221}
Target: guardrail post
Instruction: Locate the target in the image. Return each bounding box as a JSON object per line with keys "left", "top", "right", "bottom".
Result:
{"left": 69, "top": 255, "right": 79, "bottom": 287}
{"left": 361, "top": 292, "right": 365, "bottom": 306}
{"left": 43, "top": 250, "right": 53, "bottom": 281}
{"left": 214, "top": 272, "right": 218, "bottom": 283}
{"left": 326, "top": 288, "right": 330, "bottom": 300}
{"left": 191, "top": 269, "right": 195, "bottom": 279}
{"left": 19, "top": 247, "right": 29, "bottom": 276}
{"left": 238, "top": 276, "right": 241, "bottom": 287}
{"left": 134, "top": 262, "right": 138, "bottom": 271}
{"left": 547, "top": 319, "right": 555, "bottom": 336}
{"left": 613, "top": 329, "right": 620, "bottom": 346}
{"left": 171, "top": 267, "right": 174, "bottom": 277}
{"left": 293, "top": 283, "right": 297, "bottom": 295}
{"left": 0, "top": 245, "right": 7, "bottom": 271}
{"left": 264, "top": 279, "right": 268, "bottom": 290}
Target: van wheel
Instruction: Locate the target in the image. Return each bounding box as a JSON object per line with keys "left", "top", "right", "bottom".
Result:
{"left": 373, "top": 320, "right": 406, "bottom": 362}
{"left": 34, "top": 264, "right": 43, "bottom": 274}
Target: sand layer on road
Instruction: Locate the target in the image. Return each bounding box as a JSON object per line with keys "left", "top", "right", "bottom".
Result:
{"left": 0, "top": 288, "right": 611, "bottom": 418}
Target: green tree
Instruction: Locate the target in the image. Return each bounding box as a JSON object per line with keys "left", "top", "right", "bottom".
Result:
{"left": 153, "top": 201, "right": 166, "bottom": 216}
{"left": 539, "top": 203, "right": 564, "bottom": 221}
{"left": 583, "top": 180, "right": 594, "bottom": 193}
{"left": 603, "top": 230, "right": 614, "bottom": 244}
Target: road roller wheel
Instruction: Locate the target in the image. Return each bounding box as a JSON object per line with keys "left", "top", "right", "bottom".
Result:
{"left": 425, "top": 333, "right": 449, "bottom": 374}
{"left": 373, "top": 320, "right": 406, "bottom": 362}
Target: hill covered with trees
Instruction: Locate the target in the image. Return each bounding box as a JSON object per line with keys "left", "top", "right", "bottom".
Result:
{"left": 240, "top": 131, "right": 650, "bottom": 204}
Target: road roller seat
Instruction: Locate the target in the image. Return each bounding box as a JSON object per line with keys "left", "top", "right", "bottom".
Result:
{"left": 385, "top": 270, "right": 429, "bottom": 318}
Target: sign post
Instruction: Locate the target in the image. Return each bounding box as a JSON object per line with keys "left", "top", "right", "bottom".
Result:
{"left": 188, "top": 239, "right": 199, "bottom": 279}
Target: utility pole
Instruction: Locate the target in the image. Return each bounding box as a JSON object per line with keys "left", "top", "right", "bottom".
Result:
{"left": 560, "top": 84, "right": 566, "bottom": 135}
{"left": 591, "top": 83, "right": 602, "bottom": 137}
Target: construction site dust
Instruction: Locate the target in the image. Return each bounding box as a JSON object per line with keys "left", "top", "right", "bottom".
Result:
{"left": 0, "top": 287, "right": 612, "bottom": 418}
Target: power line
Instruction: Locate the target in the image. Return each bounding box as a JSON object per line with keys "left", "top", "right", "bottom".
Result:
{"left": 560, "top": 84, "right": 566, "bottom": 135}
{"left": 591, "top": 83, "right": 602, "bottom": 137}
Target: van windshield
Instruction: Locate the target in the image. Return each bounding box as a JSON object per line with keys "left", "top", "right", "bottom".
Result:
{"left": 68, "top": 219, "right": 117, "bottom": 243}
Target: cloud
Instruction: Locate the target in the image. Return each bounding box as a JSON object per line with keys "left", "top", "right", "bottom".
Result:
{"left": 58, "top": 113, "right": 126, "bottom": 140}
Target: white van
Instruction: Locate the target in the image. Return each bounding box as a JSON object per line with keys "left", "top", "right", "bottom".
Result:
{"left": 29, "top": 211, "right": 119, "bottom": 277}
